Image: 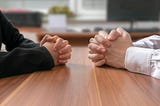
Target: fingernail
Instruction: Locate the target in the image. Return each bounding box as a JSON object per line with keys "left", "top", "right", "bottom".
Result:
{"left": 98, "top": 47, "right": 105, "bottom": 52}
{"left": 107, "top": 36, "right": 111, "bottom": 40}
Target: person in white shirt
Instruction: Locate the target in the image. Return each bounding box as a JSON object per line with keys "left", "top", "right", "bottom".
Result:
{"left": 88, "top": 27, "right": 160, "bottom": 79}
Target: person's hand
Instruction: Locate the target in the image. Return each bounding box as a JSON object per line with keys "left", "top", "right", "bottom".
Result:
{"left": 104, "top": 28, "right": 132, "bottom": 68}
{"left": 53, "top": 37, "right": 72, "bottom": 64}
{"left": 88, "top": 28, "right": 132, "bottom": 68}
{"left": 42, "top": 36, "right": 72, "bottom": 65}
{"left": 88, "top": 31, "right": 110, "bottom": 66}
{"left": 40, "top": 34, "right": 59, "bottom": 46}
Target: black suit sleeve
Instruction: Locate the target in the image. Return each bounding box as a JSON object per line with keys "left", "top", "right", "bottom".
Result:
{"left": 0, "top": 47, "right": 54, "bottom": 78}
{"left": 0, "top": 11, "right": 54, "bottom": 78}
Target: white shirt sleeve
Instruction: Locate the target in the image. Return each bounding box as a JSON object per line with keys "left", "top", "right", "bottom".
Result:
{"left": 133, "top": 35, "right": 160, "bottom": 49}
{"left": 125, "top": 47, "right": 160, "bottom": 79}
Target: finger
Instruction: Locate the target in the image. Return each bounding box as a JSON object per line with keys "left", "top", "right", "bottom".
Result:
{"left": 56, "top": 40, "right": 68, "bottom": 51}
{"left": 88, "top": 48, "right": 107, "bottom": 54}
{"left": 88, "top": 53, "right": 104, "bottom": 60}
{"left": 89, "top": 38, "right": 98, "bottom": 44}
{"left": 98, "top": 30, "right": 108, "bottom": 38}
{"left": 95, "top": 34, "right": 105, "bottom": 44}
{"left": 107, "top": 30, "right": 121, "bottom": 41}
{"left": 88, "top": 49, "right": 95, "bottom": 54}
{"left": 40, "top": 35, "right": 59, "bottom": 46}
{"left": 95, "top": 35, "right": 111, "bottom": 47}
{"left": 59, "top": 52, "right": 71, "bottom": 60}
{"left": 59, "top": 40, "right": 69, "bottom": 49}
{"left": 40, "top": 34, "right": 50, "bottom": 46}
{"left": 59, "top": 45, "right": 72, "bottom": 54}
{"left": 50, "top": 35, "right": 59, "bottom": 43}
{"left": 54, "top": 38, "right": 63, "bottom": 51}
{"left": 116, "top": 27, "right": 130, "bottom": 37}
{"left": 58, "top": 60, "right": 68, "bottom": 64}
{"left": 94, "top": 59, "right": 105, "bottom": 66}
{"left": 88, "top": 42, "right": 106, "bottom": 53}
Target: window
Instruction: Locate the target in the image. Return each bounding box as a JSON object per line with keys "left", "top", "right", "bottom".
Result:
{"left": 70, "top": 0, "right": 106, "bottom": 20}
{"left": 0, "top": 0, "right": 68, "bottom": 13}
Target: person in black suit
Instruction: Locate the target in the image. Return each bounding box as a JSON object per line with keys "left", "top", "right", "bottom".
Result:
{"left": 0, "top": 11, "right": 72, "bottom": 78}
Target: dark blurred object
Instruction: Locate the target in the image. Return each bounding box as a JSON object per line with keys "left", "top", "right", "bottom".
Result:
{"left": 3, "top": 11, "right": 42, "bottom": 27}
{"left": 82, "top": 28, "right": 91, "bottom": 32}
{"left": 126, "top": 28, "right": 160, "bottom": 33}
{"left": 107, "top": 0, "right": 160, "bottom": 31}
{"left": 94, "top": 27, "right": 103, "bottom": 32}
{"left": 107, "top": 0, "right": 159, "bottom": 21}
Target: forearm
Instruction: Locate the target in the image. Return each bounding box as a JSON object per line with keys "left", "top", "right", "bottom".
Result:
{"left": 133, "top": 35, "right": 160, "bottom": 49}
{"left": 125, "top": 47, "right": 160, "bottom": 79}
{"left": 0, "top": 46, "right": 54, "bottom": 78}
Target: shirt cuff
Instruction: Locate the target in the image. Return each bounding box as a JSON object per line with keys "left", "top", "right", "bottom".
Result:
{"left": 125, "top": 47, "right": 154, "bottom": 75}
{"left": 150, "top": 50, "right": 160, "bottom": 79}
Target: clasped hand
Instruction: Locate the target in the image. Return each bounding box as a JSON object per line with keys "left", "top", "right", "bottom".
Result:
{"left": 88, "top": 27, "right": 132, "bottom": 68}
{"left": 40, "top": 34, "right": 72, "bottom": 66}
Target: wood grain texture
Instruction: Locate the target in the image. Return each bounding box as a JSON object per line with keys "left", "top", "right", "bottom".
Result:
{"left": 0, "top": 46, "right": 160, "bottom": 106}
{"left": 0, "top": 46, "right": 101, "bottom": 106}
{"left": 95, "top": 67, "right": 160, "bottom": 106}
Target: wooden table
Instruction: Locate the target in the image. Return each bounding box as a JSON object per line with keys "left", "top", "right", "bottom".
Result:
{"left": 0, "top": 45, "right": 160, "bottom": 106}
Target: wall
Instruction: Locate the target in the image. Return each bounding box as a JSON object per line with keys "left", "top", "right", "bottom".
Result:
{"left": 0, "top": 0, "right": 68, "bottom": 13}
{"left": 0, "top": 0, "right": 159, "bottom": 29}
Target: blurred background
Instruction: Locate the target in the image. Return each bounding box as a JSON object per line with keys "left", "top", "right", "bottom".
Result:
{"left": 0, "top": 0, "right": 160, "bottom": 44}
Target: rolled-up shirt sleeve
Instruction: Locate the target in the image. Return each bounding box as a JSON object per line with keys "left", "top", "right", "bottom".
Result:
{"left": 125, "top": 47, "right": 160, "bottom": 79}
{"left": 133, "top": 35, "right": 160, "bottom": 49}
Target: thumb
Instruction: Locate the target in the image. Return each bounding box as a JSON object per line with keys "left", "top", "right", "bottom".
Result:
{"left": 116, "top": 27, "right": 130, "bottom": 38}
{"left": 50, "top": 35, "right": 59, "bottom": 43}
{"left": 107, "top": 30, "right": 121, "bottom": 41}
{"left": 40, "top": 34, "right": 50, "bottom": 46}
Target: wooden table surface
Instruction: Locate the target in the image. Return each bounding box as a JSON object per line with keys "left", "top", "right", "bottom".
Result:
{"left": 0, "top": 45, "right": 160, "bottom": 106}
